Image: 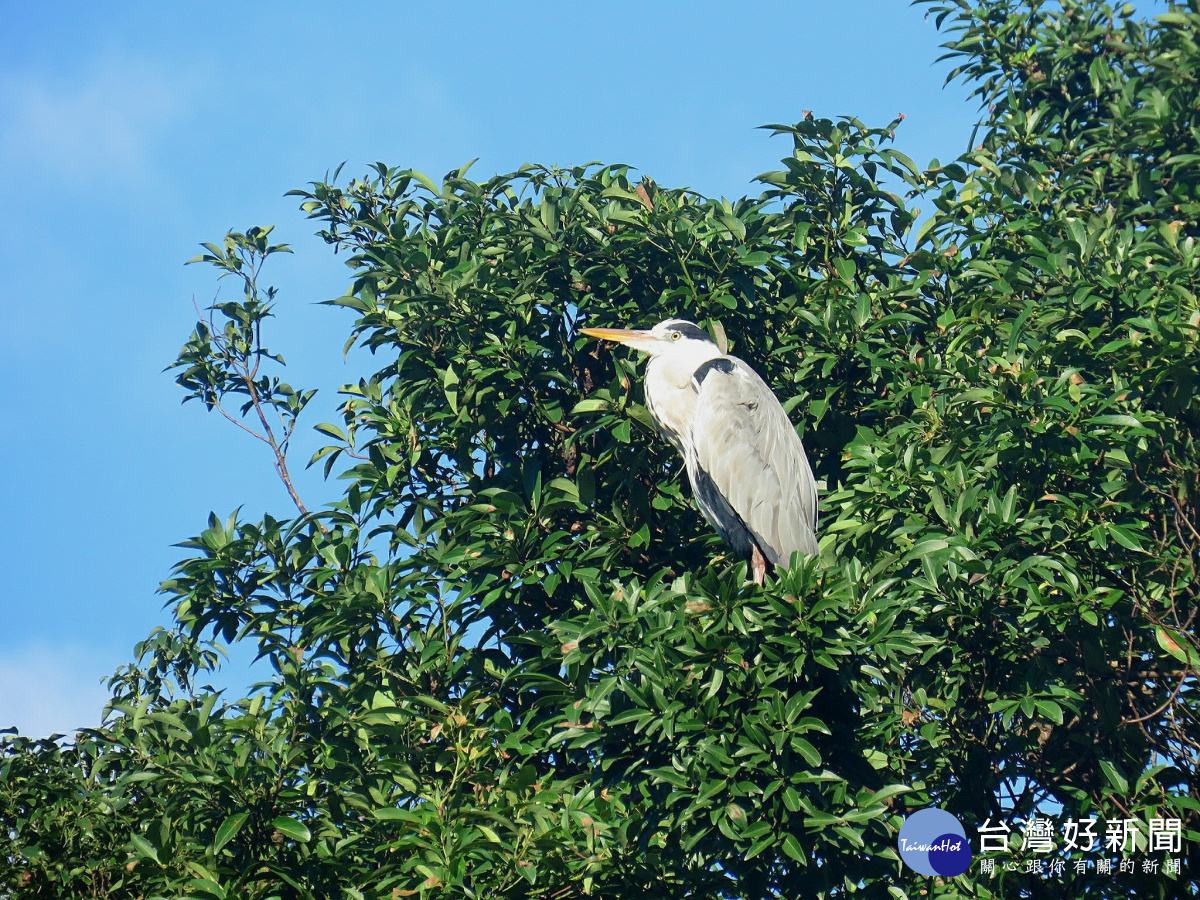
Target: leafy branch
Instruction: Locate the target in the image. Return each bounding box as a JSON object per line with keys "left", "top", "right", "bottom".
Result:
{"left": 169, "top": 226, "right": 319, "bottom": 524}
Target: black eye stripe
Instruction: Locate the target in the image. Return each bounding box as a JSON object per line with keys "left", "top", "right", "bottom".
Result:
{"left": 661, "top": 321, "right": 714, "bottom": 344}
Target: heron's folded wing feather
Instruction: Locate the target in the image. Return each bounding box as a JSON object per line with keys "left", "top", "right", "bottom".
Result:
{"left": 690, "top": 358, "right": 818, "bottom": 565}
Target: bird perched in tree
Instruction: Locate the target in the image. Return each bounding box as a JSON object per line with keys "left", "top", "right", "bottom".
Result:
{"left": 580, "top": 319, "right": 818, "bottom": 584}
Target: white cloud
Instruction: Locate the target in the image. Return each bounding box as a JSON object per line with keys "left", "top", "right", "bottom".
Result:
{"left": 0, "top": 52, "right": 187, "bottom": 180}
{"left": 0, "top": 643, "right": 114, "bottom": 738}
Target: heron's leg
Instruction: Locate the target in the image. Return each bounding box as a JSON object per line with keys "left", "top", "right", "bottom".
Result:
{"left": 751, "top": 544, "right": 768, "bottom": 586}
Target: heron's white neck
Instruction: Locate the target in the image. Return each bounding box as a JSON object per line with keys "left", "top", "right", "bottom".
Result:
{"left": 643, "top": 341, "right": 725, "bottom": 456}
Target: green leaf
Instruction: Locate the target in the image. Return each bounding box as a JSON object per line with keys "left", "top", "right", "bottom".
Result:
{"left": 129, "top": 834, "right": 161, "bottom": 865}
{"left": 314, "top": 422, "right": 347, "bottom": 441}
{"left": 571, "top": 398, "right": 610, "bottom": 415}
{"left": 781, "top": 832, "right": 806, "bottom": 863}
{"left": 212, "top": 811, "right": 249, "bottom": 854}
{"left": 1087, "top": 414, "right": 1143, "bottom": 428}
{"left": 1155, "top": 626, "right": 1199, "bottom": 666}
{"left": 375, "top": 808, "right": 420, "bottom": 823}
{"left": 270, "top": 816, "right": 311, "bottom": 843}
{"left": 791, "top": 738, "right": 822, "bottom": 767}
{"left": 1099, "top": 760, "right": 1129, "bottom": 795}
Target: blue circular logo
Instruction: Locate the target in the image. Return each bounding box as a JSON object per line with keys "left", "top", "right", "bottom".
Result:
{"left": 898, "top": 808, "right": 971, "bottom": 877}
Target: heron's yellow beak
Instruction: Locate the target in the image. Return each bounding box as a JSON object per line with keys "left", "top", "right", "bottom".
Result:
{"left": 579, "top": 327, "right": 655, "bottom": 348}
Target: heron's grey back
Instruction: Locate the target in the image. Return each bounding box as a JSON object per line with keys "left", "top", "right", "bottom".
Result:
{"left": 687, "top": 357, "right": 818, "bottom": 566}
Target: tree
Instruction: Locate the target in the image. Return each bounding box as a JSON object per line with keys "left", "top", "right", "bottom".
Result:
{"left": 3, "top": 1, "right": 1198, "bottom": 897}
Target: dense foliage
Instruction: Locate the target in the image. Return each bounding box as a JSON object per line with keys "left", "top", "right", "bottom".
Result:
{"left": 3, "top": 1, "right": 1198, "bottom": 897}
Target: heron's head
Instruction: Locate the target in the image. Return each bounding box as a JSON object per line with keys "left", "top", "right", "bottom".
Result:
{"left": 580, "top": 319, "right": 718, "bottom": 358}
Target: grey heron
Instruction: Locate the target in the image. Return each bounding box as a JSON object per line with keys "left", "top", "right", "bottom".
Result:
{"left": 580, "top": 319, "right": 818, "bottom": 584}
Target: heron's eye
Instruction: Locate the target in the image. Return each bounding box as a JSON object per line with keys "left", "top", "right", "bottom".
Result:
{"left": 670, "top": 331, "right": 681, "bottom": 341}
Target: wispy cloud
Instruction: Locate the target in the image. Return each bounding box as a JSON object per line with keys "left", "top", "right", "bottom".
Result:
{"left": 0, "top": 52, "right": 189, "bottom": 181}
{"left": 0, "top": 643, "right": 113, "bottom": 738}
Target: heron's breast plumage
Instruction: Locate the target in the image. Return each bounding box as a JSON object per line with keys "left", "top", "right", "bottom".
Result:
{"left": 644, "top": 349, "right": 712, "bottom": 455}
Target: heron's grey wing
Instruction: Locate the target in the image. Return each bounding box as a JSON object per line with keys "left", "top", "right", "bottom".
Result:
{"left": 688, "top": 357, "right": 818, "bottom": 566}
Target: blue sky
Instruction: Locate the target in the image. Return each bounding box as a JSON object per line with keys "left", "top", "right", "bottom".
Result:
{"left": 0, "top": 2, "right": 1006, "bottom": 736}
